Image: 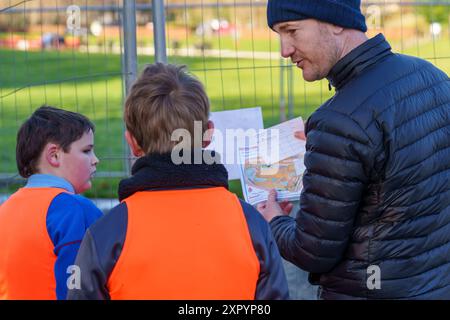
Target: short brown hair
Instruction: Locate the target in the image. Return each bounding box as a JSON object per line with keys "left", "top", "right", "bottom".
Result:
{"left": 124, "top": 63, "right": 210, "bottom": 154}
{"left": 16, "top": 105, "right": 95, "bottom": 178}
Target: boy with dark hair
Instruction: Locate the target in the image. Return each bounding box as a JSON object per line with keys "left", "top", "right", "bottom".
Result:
{"left": 0, "top": 106, "right": 102, "bottom": 300}
{"left": 68, "top": 63, "right": 289, "bottom": 300}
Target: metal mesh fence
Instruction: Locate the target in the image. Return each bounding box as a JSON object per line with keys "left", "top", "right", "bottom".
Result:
{"left": 0, "top": 0, "right": 128, "bottom": 209}
{"left": 0, "top": 0, "right": 449, "bottom": 301}
{"left": 0, "top": 0, "right": 449, "bottom": 208}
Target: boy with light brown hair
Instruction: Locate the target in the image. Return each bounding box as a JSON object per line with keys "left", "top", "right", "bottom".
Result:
{"left": 69, "top": 63, "right": 289, "bottom": 300}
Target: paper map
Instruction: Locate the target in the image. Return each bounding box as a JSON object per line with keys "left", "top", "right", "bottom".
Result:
{"left": 239, "top": 117, "right": 306, "bottom": 205}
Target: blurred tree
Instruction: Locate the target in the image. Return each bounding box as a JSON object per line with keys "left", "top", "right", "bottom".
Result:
{"left": 417, "top": 0, "right": 449, "bottom": 24}
{"left": 0, "top": 14, "right": 29, "bottom": 32}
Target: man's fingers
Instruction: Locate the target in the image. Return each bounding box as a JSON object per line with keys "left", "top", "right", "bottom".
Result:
{"left": 267, "top": 189, "right": 277, "bottom": 202}
{"left": 294, "top": 131, "right": 306, "bottom": 141}
{"left": 279, "top": 201, "right": 294, "bottom": 215}
{"left": 283, "top": 203, "right": 294, "bottom": 215}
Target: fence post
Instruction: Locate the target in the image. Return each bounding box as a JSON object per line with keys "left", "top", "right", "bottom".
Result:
{"left": 123, "top": 0, "right": 138, "bottom": 93}
{"left": 152, "top": 0, "right": 167, "bottom": 63}
{"left": 122, "top": 0, "right": 138, "bottom": 175}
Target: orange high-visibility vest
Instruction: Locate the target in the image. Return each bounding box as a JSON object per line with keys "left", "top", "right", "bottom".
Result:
{"left": 108, "top": 187, "right": 260, "bottom": 300}
{"left": 0, "top": 188, "right": 65, "bottom": 300}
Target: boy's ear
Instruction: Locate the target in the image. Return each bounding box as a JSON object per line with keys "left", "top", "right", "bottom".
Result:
{"left": 125, "top": 130, "right": 145, "bottom": 157}
{"left": 44, "top": 143, "right": 61, "bottom": 168}
{"left": 202, "top": 120, "right": 215, "bottom": 148}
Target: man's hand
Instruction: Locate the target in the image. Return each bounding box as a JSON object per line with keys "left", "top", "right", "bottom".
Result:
{"left": 256, "top": 189, "right": 294, "bottom": 222}
{"left": 294, "top": 130, "right": 306, "bottom": 141}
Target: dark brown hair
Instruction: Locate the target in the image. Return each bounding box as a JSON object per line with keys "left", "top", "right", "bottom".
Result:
{"left": 124, "top": 63, "right": 210, "bottom": 154}
{"left": 16, "top": 105, "right": 95, "bottom": 178}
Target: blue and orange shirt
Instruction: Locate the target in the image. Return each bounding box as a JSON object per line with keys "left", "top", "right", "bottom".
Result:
{"left": 0, "top": 174, "right": 102, "bottom": 300}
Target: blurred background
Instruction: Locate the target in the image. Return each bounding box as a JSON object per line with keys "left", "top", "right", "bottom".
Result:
{"left": 0, "top": 0, "right": 449, "bottom": 206}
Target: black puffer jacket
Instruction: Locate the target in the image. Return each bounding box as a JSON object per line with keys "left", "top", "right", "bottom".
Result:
{"left": 270, "top": 34, "right": 450, "bottom": 299}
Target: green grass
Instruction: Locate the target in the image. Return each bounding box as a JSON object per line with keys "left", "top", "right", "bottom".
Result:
{"left": 0, "top": 35, "right": 449, "bottom": 199}
{"left": 165, "top": 32, "right": 281, "bottom": 53}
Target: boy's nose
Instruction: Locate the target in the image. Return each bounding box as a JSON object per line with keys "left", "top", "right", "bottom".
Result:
{"left": 92, "top": 153, "right": 99, "bottom": 165}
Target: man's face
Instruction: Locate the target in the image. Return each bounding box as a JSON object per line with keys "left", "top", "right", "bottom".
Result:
{"left": 58, "top": 129, "right": 99, "bottom": 194}
{"left": 273, "top": 19, "right": 340, "bottom": 82}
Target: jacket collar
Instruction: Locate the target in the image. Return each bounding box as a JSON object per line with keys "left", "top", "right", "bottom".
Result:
{"left": 25, "top": 174, "right": 74, "bottom": 193}
{"left": 327, "top": 33, "right": 393, "bottom": 90}
{"left": 118, "top": 150, "right": 228, "bottom": 201}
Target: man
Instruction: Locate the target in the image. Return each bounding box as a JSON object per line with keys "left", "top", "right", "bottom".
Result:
{"left": 258, "top": 0, "right": 450, "bottom": 299}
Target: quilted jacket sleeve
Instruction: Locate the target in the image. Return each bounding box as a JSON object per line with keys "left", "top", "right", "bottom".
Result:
{"left": 270, "top": 108, "right": 376, "bottom": 273}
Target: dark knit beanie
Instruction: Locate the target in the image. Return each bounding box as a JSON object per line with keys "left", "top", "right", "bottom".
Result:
{"left": 267, "top": 0, "right": 367, "bottom": 32}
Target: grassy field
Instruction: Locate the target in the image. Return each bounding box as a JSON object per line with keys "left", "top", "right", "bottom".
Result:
{"left": 0, "top": 35, "right": 448, "bottom": 199}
